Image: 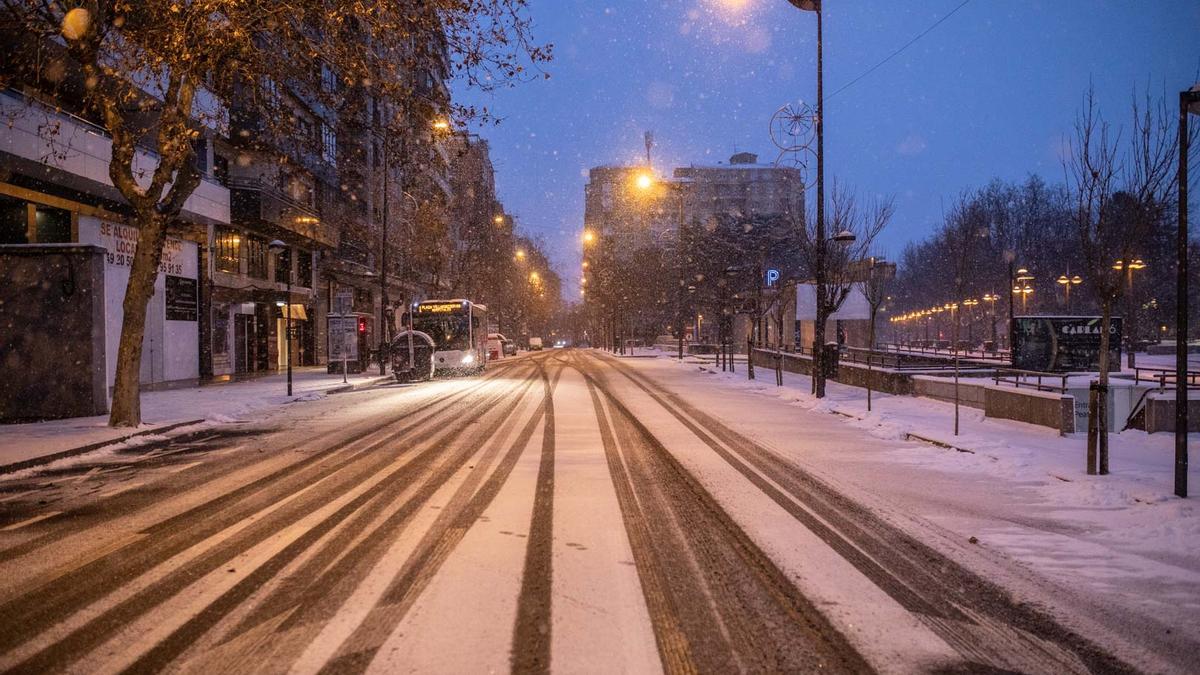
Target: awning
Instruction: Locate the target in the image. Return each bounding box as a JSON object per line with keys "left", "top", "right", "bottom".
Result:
{"left": 281, "top": 303, "right": 308, "bottom": 321}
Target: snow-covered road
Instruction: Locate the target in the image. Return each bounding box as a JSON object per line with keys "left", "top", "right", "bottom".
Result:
{"left": 0, "top": 349, "right": 1192, "bottom": 673}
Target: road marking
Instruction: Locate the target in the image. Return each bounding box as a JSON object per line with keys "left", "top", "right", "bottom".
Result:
{"left": 2, "top": 511, "right": 62, "bottom": 532}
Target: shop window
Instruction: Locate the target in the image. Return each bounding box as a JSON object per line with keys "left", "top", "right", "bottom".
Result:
{"left": 0, "top": 195, "right": 27, "bottom": 244}
{"left": 246, "top": 234, "right": 268, "bottom": 279}
{"left": 297, "top": 249, "right": 313, "bottom": 288}
{"left": 34, "top": 205, "right": 71, "bottom": 243}
{"left": 212, "top": 303, "right": 230, "bottom": 355}
{"left": 214, "top": 227, "right": 241, "bottom": 274}
{"left": 275, "top": 246, "right": 292, "bottom": 284}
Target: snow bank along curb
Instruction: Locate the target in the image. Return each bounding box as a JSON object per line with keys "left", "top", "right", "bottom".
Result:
{"left": 0, "top": 418, "right": 205, "bottom": 475}
{"left": 325, "top": 374, "right": 395, "bottom": 394}
{"left": 0, "top": 374, "right": 393, "bottom": 475}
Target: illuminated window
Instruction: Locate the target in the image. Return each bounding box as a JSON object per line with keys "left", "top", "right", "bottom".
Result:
{"left": 214, "top": 228, "right": 241, "bottom": 274}
{"left": 246, "top": 235, "right": 268, "bottom": 279}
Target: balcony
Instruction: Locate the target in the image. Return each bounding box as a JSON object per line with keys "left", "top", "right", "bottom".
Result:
{"left": 229, "top": 180, "right": 335, "bottom": 248}
{"left": 0, "top": 89, "right": 230, "bottom": 226}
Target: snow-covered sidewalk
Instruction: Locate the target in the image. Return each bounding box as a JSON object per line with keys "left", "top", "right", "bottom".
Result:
{"left": 616, "top": 348, "right": 1200, "bottom": 638}
{"left": 0, "top": 367, "right": 390, "bottom": 472}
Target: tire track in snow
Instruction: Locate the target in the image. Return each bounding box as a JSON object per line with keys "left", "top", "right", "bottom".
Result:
{"left": 509, "top": 355, "right": 562, "bottom": 675}
{"left": 578, "top": 355, "right": 871, "bottom": 674}
{"left": 0, "top": 364, "right": 520, "bottom": 569}
{"left": 0, "top": 366, "right": 532, "bottom": 672}
{"left": 120, "top": 365, "right": 546, "bottom": 674}
{"left": 591, "top": 350, "right": 1135, "bottom": 675}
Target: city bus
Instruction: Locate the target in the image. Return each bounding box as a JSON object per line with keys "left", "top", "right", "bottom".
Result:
{"left": 403, "top": 299, "right": 488, "bottom": 376}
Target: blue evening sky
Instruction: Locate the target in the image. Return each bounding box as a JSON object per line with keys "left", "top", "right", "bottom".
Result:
{"left": 457, "top": 0, "right": 1199, "bottom": 298}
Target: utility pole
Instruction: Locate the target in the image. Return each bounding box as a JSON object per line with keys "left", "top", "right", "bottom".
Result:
{"left": 1175, "top": 85, "right": 1199, "bottom": 498}
{"left": 813, "top": 2, "right": 827, "bottom": 396}
{"left": 378, "top": 130, "right": 390, "bottom": 376}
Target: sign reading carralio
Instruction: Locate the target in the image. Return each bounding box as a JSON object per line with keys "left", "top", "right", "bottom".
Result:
{"left": 1011, "top": 316, "right": 1123, "bottom": 373}
{"left": 98, "top": 221, "right": 185, "bottom": 276}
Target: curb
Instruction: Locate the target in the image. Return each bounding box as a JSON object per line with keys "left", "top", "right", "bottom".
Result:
{"left": 0, "top": 418, "right": 206, "bottom": 475}
{"left": 902, "top": 431, "right": 976, "bottom": 454}
{"left": 325, "top": 375, "right": 394, "bottom": 395}
{"left": 827, "top": 408, "right": 977, "bottom": 454}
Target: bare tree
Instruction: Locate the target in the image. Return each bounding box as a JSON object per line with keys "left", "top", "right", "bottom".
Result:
{"left": 800, "top": 183, "right": 893, "bottom": 397}
{"left": 860, "top": 256, "right": 895, "bottom": 411}
{"left": 1065, "top": 85, "right": 1177, "bottom": 473}
{"left": 0, "top": 0, "right": 548, "bottom": 426}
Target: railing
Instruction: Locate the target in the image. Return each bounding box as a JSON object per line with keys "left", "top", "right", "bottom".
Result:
{"left": 992, "top": 368, "right": 1070, "bottom": 394}
{"left": 228, "top": 179, "right": 332, "bottom": 246}
{"left": 879, "top": 341, "right": 1009, "bottom": 361}
{"left": 1132, "top": 365, "right": 1200, "bottom": 391}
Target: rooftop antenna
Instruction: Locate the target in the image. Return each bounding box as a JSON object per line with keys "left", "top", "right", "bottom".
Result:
{"left": 644, "top": 131, "right": 654, "bottom": 168}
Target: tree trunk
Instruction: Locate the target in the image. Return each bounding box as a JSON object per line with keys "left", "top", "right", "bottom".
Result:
{"left": 813, "top": 311, "right": 827, "bottom": 397}
{"left": 109, "top": 210, "right": 170, "bottom": 427}
{"left": 1097, "top": 299, "right": 1112, "bottom": 474}
{"left": 867, "top": 311, "right": 876, "bottom": 411}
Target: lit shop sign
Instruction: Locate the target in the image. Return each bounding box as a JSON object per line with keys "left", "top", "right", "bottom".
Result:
{"left": 765, "top": 268, "right": 781, "bottom": 287}
{"left": 416, "top": 301, "right": 466, "bottom": 314}
{"left": 98, "top": 221, "right": 186, "bottom": 276}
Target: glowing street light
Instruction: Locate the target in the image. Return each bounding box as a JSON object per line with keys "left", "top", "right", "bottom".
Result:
{"left": 1056, "top": 273, "right": 1082, "bottom": 311}
{"left": 514, "top": 248, "right": 526, "bottom": 262}
{"left": 432, "top": 119, "right": 450, "bottom": 131}
{"left": 582, "top": 229, "right": 596, "bottom": 245}
{"left": 493, "top": 214, "right": 505, "bottom": 225}
{"left": 634, "top": 172, "right": 654, "bottom": 190}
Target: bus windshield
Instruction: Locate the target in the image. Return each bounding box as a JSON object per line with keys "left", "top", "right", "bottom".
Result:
{"left": 412, "top": 313, "right": 470, "bottom": 351}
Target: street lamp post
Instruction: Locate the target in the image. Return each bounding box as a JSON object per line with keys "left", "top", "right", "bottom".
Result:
{"left": 1175, "top": 84, "right": 1199, "bottom": 498}
{"left": 268, "top": 240, "right": 292, "bottom": 397}
{"left": 982, "top": 293, "right": 998, "bottom": 352}
{"left": 401, "top": 191, "right": 418, "bottom": 374}
{"left": 963, "top": 298, "right": 979, "bottom": 347}
{"left": 786, "top": 0, "right": 832, "bottom": 395}
{"left": 1057, "top": 273, "right": 1082, "bottom": 313}
{"left": 1114, "top": 258, "right": 1146, "bottom": 367}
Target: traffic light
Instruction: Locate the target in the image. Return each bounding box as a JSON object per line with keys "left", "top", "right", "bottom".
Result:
{"left": 357, "top": 317, "right": 367, "bottom": 333}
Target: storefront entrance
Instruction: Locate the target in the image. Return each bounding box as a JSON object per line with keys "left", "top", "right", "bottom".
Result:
{"left": 234, "top": 307, "right": 268, "bottom": 374}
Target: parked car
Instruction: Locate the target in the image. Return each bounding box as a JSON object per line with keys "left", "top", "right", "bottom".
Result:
{"left": 487, "top": 333, "right": 508, "bottom": 360}
{"left": 529, "top": 337, "right": 543, "bottom": 351}
{"left": 503, "top": 339, "right": 518, "bottom": 356}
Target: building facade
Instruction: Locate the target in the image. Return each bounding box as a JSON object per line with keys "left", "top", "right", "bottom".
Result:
{"left": 0, "top": 26, "right": 500, "bottom": 417}
{"left": 1, "top": 87, "right": 229, "bottom": 401}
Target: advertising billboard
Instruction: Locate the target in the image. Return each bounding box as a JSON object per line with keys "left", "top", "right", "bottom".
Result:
{"left": 1011, "top": 316, "right": 1122, "bottom": 373}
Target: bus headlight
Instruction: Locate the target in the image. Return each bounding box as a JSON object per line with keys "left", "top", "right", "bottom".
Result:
{"left": 461, "top": 353, "right": 475, "bottom": 365}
